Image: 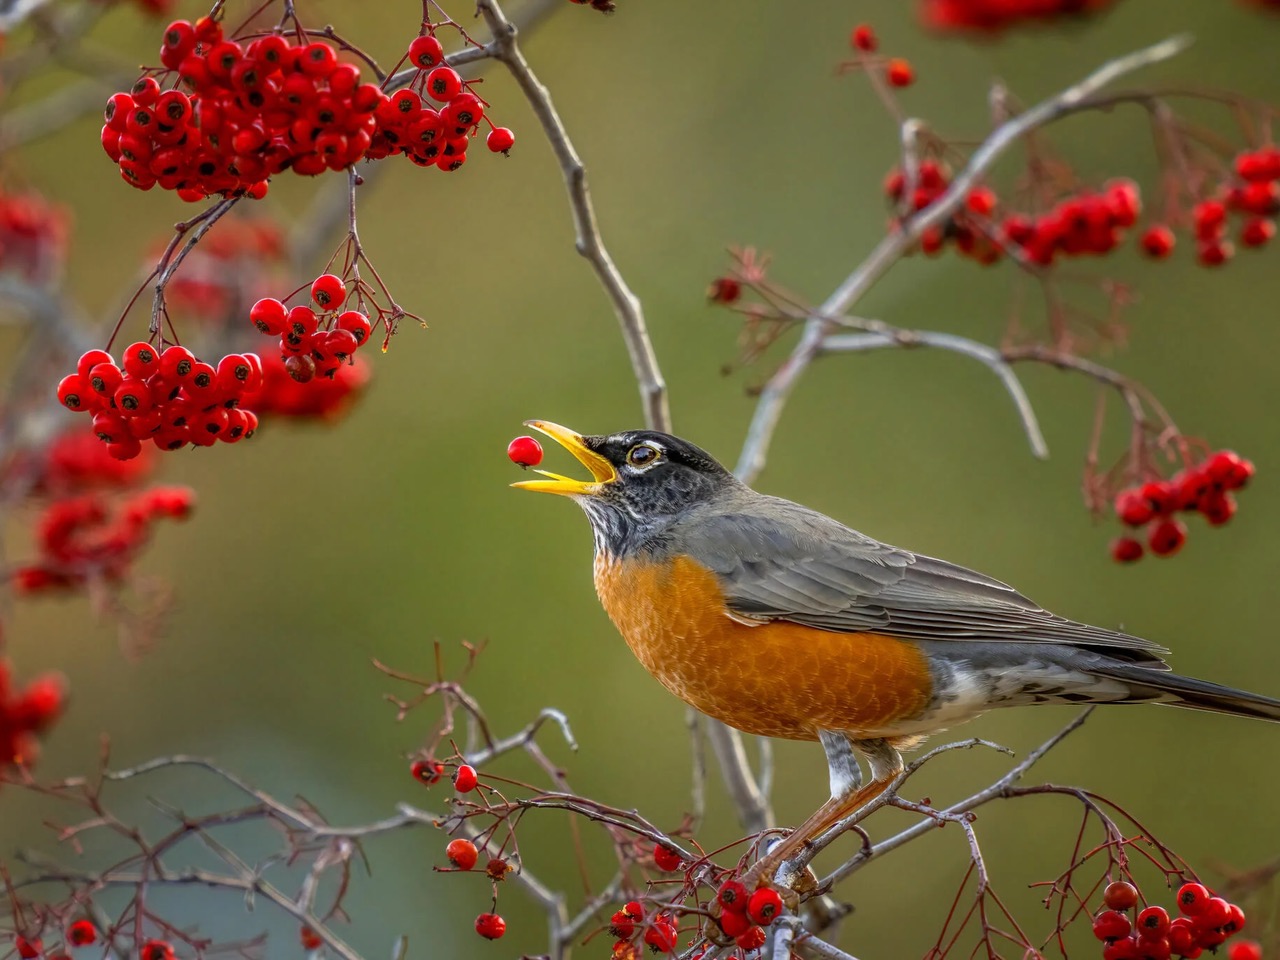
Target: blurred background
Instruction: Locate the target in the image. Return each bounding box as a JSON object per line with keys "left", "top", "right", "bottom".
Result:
{"left": 3, "top": 0, "right": 1279, "bottom": 956}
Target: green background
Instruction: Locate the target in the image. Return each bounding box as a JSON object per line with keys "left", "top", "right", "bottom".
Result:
{"left": 4, "top": 0, "right": 1280, "bottom": 956}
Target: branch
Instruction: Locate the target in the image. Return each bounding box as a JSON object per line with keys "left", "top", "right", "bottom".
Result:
{"left": 733, "top": 34, "right": 1192, "bottom": 484}
{"left": 820, "top": 328, "right": 1049, "bottom": 459}
{"left": 476, "top": 0, "right": 669, "bottom": 431}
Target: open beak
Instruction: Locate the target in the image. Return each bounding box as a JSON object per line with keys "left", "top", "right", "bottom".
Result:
{"left": 510, "top": 421, "right": 617, "bottom": 496}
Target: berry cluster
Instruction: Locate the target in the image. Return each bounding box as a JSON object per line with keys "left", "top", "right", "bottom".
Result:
{"left": 885, "top": 163, "right": 1142, "bottom": 266}
{"left": 103, "top": 18, "right": 386, "bottom": 198}
{"left": 919, "top": 0, "right": 1118, "bottom": 33}
{"left": 844, "top": 23, "right": 915, "bottom": 89}
{"left": 0, "top": 659, "right": 64, "bottom": 769}
{"left": 1092, "top": 879, "right": 1249, "bottom": 959}
{"left": 365, "top": 50, "right": 513, "bottom": 170}
{"left": 13, "top": 486, "right": 195, "bottom": 595}
{"left": 57, "top": 345, "right": 262, "bottom": 459}
{"left": 1144, "top": 146, "right": 1280, "bottom": 267}
{"left": 713, "top": 880, "right": 783, "bottom": 952}
{"left": 0, "top": 186, "right": 69, "bottom": 283}
{"left": 1109, "top": 450, "right": 1254, "bottom": 563}
{"left": 608, "top": 900, "right": 679, "bottom": 955}
{"left": 249, "top": 274, "right": 372, "bottom": 384}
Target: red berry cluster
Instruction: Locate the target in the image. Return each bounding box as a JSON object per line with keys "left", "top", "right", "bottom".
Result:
{"left": 103, "top": 17, "right": 386, "bottom": 198}
{"left": 365, "top": 51, "right": 511, "bottom": 170}
{"left": 249, "top": 274, "right": 372, "bottom": 385}
{"left": 19, "top": 429, "right": 154, "bottom": 494}
{"left": 919, "top": 0, "right": 1118, "bottom": 33}
{"left": 710, "top": 880, "right": 783, "bottom": 952}
{"left": 1093, "top": 879, "right": 1248, "bottom": 959}
{"left": 244, "top": 352, "right": 370, "bottom": 421}
{"left": 1109, "top": 450, "right": 1254, "bottom": 563}
{"left": 608, "top": 900, "right": 678, "bottom": 955}
{"left": 1141, "top": 147, "right": 1280, "bottom": 267}
{"left": 57, "top": 345, "right": 262, "bottom": 459}
{"left": 887, "top": 163, "right": 1143, "bottom": 266}
{"left": 0, "top": 186, "right": 69, "bottom": 283}
{"left": 843, "top": 23, "right": 914, "bottom": 89}
{"left": 0, "top": 659, "right": 64, "bottom": 769}
{"left": 13, "top": 486, "right": 195, "bottom": 595}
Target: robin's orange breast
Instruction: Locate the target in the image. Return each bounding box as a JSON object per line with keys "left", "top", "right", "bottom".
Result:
{"left": 593, "top": 553, "right": 935, "bottom": 740}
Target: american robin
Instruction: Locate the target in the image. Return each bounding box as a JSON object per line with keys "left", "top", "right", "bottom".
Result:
{"left": 513, "top": 421, "right": 1280, "bottom": 878}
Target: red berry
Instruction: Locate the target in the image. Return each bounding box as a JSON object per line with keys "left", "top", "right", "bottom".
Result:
{"left": 67, "top": 920, "right": 97, "bottom": 947}
{"left": 747, "top": 887, "right": 783, "bottom": 926}
{"left": 1140, "top": 225, "right": 1175, "bottom": 259}
{"left": 707, "top": 277, "right": 742, "bottom": 304}
{"left": 250, "top": 297, "right": 288, "bottom": 335}
{"left": 1240, "top": 218, "right": 1275, "bottom": 248}
{"left": 850, "top": 24, "right": 877, "bottom": 51}
{"left": 1198, "top": 239, "right": 1234, "bottom": 266}
{"left": 453, "top": 763, "right": 478, "bottom": 793}
{"left": 1200, "top": 492, "right": 1237, "bottom": 526}
{"left": 159, "top": 345, "right": 196, "bottom": 380}
{"left": 1148, "top": 518, "right": 1187, "bottom": 557}
{"left": 609, "top": 901, "right": 643, "bottom": 938}
{"left": 15, "top": 938, "right": 42, "bottom": 960}
{"left": 1111, "top": 537, "right": 1144, "bottom": 564}
{"left": 719, "top": 909, "right": 751, "bottom": 938}
{"left": 300, "top": 927, "right": 323, "bottom": 950}
{"left": 1229, "top": 942, "right": 1263, "bottom": 960}
{"left": 486, "top": 127, "right": 515, "bottom": 154}
{"left": 1167, "top": 918, "right": 1197, "bottom": 956}
{"left": 87, "top": 362, "right": 122, "bottom": 397}
{"left": 965, "top": 186, "right": 997, "bottom": 217}
{"left": 408, "top": 35, "right": 444, "bottom": 70}
{"left": 57, "top": 374, "right": 88, "bottom": 412}
{"left": 653, "top": 843, "right": 682, "bottom": 872}
{"left": 411, "top": 759, "right": 444, "bottom": 785}
{"left": 311, "top": 274, "right": 347, "bottom": 310}
{"left": 735, "top": 927, "right": 766, "bottom": 951}
{"left": 642, "top": 917, "right": 677, "bottom": 953}
{"left": 1104, "top": 881, "right": 1140, "bottom": 912}
{"left": 426, "top": 66, "right": 463, "bottom": 102}
{"left": 885, "top": 58, "right": 914, "bottom": 87}
{"left": 140, "top": 942, "right": 174, "bottom": 960}
{"left": 1104, "top": 938, "right": 1140, "bottom": 960}
{"left": 718, "top": 879, "right": 749, "bottom": 912}
{"left": 1106, "top": 179, "right": 1142, "bottom": 227}
{"left": 1140, "top": 481, "right": 1178, "bottom": 516}
{"left": 122, "top": 341, "right": 160, "bottom": 378}
{"left": 1094, "top": 909, "right": 1133, "bottom": 942}
{"left": 1114, "top": 489, "right": 1155, "bottom": 527}
{"left": 507, "top": 435, "right": 543, "bottom": 468}
{"left": 1223, "top": 902, "right": 1246, "bottom": 934}
{"left": 1194, "top": 200, "right": 1227, "bottom": 236}
{"left": 446, "top": 837, "right": 479, "bottom": 870}
{"left": 114, "top": 379, "right": 152, "bottom": 415}
{"left": 1136, "top": 906, "right": 1171, "bottom": 939}
{"left": 475, "top": 913, "right": 506, "bottom": 940}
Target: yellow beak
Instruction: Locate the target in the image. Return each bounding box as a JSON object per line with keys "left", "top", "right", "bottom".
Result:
{"left": 510, "top": 421, "right": 617, "bottom": 496}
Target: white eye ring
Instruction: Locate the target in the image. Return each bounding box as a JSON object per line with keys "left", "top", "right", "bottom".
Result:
{"left": 626, "top": 443, "right": 661, "bottom": 468}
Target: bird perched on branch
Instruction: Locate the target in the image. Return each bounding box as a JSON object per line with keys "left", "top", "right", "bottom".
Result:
{"left": 513, "top": 421, "right": 1280, "bottom": 879}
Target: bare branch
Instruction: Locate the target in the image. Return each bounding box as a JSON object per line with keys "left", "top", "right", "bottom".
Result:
{"left": 734, "top": 35, "right": 1191, "bottom": 484}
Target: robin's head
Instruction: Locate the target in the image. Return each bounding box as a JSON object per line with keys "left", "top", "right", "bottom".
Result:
{"left": 512, "top": 421, "right": 739, "bottom": 554}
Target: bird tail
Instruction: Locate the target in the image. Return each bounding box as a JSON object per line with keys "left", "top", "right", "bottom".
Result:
{"left": 1096, "top": 664, "right": 1280, "bottom": 723}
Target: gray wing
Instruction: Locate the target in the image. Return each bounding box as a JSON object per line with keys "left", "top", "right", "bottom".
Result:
{"left": 674, "top": 495, "right": 1169, "bottom": 666}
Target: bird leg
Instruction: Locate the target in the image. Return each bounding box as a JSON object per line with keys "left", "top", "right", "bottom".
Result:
{"left": 747, "top": 735, "right": 903, "bottom": 889}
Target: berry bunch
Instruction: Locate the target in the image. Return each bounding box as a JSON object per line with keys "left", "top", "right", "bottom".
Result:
{"left": 713, "top": 880, "right": 783, "bottom": 952}
{"left": 843, "top": 23, "right": 915, "bottom": 89}
{"left": 103, "top": 18, "right": 386, "bottom": 198}
{"left": 249, "top": 274, "right": 372, "bottom": 385}
{"left": 0, "top": 659, "right": 64, "bottom": 769}
{"left": 1143, "top": 146, "right": 1280, "bottom": 267}
{"left": 920, "top": 0, "right": 1118, "bottom": 33}
{"left": 1092, "top": 879, "right": 1249, "bottom": 959}
{"left": 365, "top": 51, "right": 509, "bottom": 171}
{"left": 0, "top": 186, "right": 69, "bottom": 283}
{"left": 13, "top": 486, "right": 195, "bottom": 594}
{"left": 1109, "top": 450, "right": 1254, "bottom": 563}
{"left": 57, "top": 345, "right": 262, "bottom": 459}
{"left": 608, "top": 900, "right": 678, "bottom": 954}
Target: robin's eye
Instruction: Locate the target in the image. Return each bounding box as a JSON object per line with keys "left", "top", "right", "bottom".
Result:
{"left": 626, "top": 443, "right": 660, "bottom": 468}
